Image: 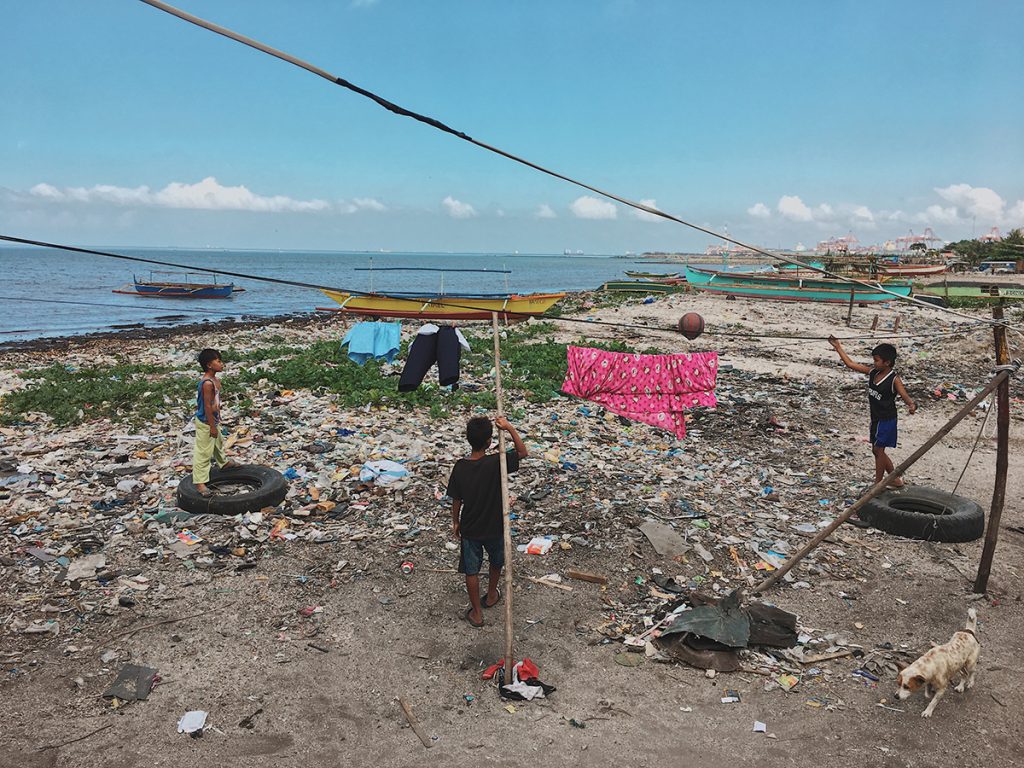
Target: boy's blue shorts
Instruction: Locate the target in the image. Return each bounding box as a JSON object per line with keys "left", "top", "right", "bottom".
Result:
{"left": 458, "top": 536, "right": 505, "bottom": 575}
{"left": 870, "top": 419, "right": 898, "bottom": 448}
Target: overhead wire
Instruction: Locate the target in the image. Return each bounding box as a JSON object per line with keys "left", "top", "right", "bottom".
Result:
{"left": 134, "top": 0, "right": 1007, "bottom": 330}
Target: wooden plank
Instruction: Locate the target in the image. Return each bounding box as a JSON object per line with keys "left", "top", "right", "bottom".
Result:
{"left": 566, "top": 569, "right": 608, "bottom": 585}
{"left": 398, "top": 698, "right": 433, "bottom": 749}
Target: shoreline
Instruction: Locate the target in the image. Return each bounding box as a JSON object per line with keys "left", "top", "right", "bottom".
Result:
{"left": 0, "top": 310, "right": 333, "bottom": 355}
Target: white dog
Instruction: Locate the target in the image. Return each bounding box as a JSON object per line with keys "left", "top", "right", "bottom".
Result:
{"left": 895, "top": 608, "right": 980, "bottom": 717}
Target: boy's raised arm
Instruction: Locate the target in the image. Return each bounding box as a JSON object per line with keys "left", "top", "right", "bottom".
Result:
{"left": 495, "top": 416, "right": 529, "bottom": 458}
{"left": 828, "top": 336, "right": 871, "bottom": 374}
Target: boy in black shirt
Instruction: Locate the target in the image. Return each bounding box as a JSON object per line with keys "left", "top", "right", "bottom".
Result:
{"left": 829, "top": 337, "right": 916, "bottom": 487}
{"left": 448, "top": 416, "right": 529, "bottom": 628}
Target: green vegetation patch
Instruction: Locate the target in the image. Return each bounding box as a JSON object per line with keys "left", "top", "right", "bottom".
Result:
{"left": 1, "top": 326, "right": 669, "bottom": 425}
{"left": 1, "top": 363, "right": 191, "bottom": 426}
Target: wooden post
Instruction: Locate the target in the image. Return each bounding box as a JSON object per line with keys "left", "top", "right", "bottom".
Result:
{"left": 491, "top": 312, "right": 515, "bottom": 673}
{"left": 754, "top": 365, "right": 1016, "bottom": 593}
{"left": 846, "top": 286, "right": 856, "bottom": 326}
{"left": 974, "top": 303, "right": 1011, "bottom": 593}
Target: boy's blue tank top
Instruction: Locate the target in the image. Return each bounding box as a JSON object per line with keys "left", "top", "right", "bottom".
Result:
{"left": 195, "top": 378, "right": 219, "bottom": 422}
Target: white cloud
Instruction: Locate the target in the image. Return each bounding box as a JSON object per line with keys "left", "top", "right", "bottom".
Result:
{"left": 936, "top": 183, "right": 1005, "bottom": 221}
{"left": 917, "top": 204, "right": 959, "bottom": 225}
{"left": 351, "top": 197, "right": 385, "bottom": 212}
{"left": 851, "top": 205, "right": 874, "bottom": 223}
{"left": 1008, "top": 200, "right": 1024, "bottom": 226}
{"left": 442, "top": 195, "right": 477, "bottom": 219}
{"left": 338, "top": 197, "right": 386, "bottom": 214}
{"left": 535, "top": 203, "right": 556, "bottom": 219}
{"left": 777, "top": 195, "right": 813, "bottom": 222}
{"left": 570, "top": 195, "right": 617, "bottom": 220}
{"left": 29, "top": 177, "right": 329, "bottom": 213}
{"left": 632, "top": 198, "right": 663, "bottom": 223}
{"left": 747, "top": 202, "right": 770, "bottom": 219}
{"left": 29, "top": 183, "right": 63, "bottom": 200}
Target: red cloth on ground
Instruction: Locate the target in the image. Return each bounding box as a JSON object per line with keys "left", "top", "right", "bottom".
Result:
{"left": 560, "top": 346, "right": 718, "bottom": 438}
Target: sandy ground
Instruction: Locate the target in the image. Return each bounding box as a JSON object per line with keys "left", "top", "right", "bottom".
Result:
{"left": 2, "top": 288, "right": 1023, "bottom": 768}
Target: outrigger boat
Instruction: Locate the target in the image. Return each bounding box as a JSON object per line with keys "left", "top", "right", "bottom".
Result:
{"left": 600, "top": 279, "right": 684, "bottom": 293}
{"left": 849, "top": 262, "right": 947, "bottom": 278}
{"left": 684, "top": 266, "right": 912, "bottom": 304}
{"left": 918, "top": 280, "right": 1024, "bottom": 304}
{"left": 113, "top": 271, "right": 243, "bottom": 299}
{"left": 624, "top": 270, "right": 680, "bottom": 280}
{"left": 317, "top": 266, "right": 564, "bottom": 321}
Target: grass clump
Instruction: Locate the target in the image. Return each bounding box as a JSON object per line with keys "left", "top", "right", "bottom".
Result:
{"left": 1, "top": 363, "right": 191, "bottom": 426}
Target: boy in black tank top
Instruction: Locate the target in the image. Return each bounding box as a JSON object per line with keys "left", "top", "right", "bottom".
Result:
{"left": 829, "top": 338, "right": 916, "bottom": 488}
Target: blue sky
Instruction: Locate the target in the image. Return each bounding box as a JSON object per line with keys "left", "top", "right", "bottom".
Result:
{"left": 2, "top": 0, "right": 1022, "bottom": 253}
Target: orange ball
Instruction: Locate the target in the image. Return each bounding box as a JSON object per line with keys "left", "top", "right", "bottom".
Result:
{"left": 678, "top": 312, "right": 704, "bottom": 340}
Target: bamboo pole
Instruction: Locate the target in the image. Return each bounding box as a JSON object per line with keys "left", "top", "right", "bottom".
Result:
{"left": 491, "top": 312, "right": 515, "bottom": 674}
{"left": 754, "top": 364, "right": 1017, "bottom": 593}
{"left": 974, "top": 304, "right": 1011, "bottom": 593}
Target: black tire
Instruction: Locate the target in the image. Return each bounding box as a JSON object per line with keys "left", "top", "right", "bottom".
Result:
{"left": 859, "top": 486, "right": 984, "bottom": 543}
{"left": 176, "top": 464, "right": 288, "bottom": 515}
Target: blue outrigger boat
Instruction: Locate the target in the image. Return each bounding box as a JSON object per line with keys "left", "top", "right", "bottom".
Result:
{"left": 114, "top": 271, "right": 243, "bottom": 299}
{"left": 684, "top": 266, "right": 912, "bottom": 304}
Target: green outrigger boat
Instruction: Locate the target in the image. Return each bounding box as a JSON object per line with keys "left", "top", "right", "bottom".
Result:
{"left": 684, "top": 266, "right": 912, "bottom": 304}
{"left": 600, "top": 279, "right": 684, "bottom": 294}
{"left": 624, "top": 270, "right": 680, "bottom": 279}
{"left": 918, "top": 280, "right": 1024, "bottom": 303}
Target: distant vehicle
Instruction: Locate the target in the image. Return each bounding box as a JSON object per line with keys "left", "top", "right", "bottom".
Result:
{"left": 978, "top": 260, "right": 1018, "bottom": 274}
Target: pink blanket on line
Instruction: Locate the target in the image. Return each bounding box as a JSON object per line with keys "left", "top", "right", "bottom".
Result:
{"left": 560, "top": 346, "right": 718, "bottom": 438}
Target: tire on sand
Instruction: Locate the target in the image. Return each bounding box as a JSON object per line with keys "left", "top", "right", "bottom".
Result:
{"left": 859, "top": 486, "right": 984, "bottom": 543}
{"left": 176, "top": 464, "right": 288, "bottom": 515}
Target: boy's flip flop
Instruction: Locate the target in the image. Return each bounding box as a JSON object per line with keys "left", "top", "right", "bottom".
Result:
{"left": 482, "top": 589, "right": 502, "bottom": 609}
{"left": 464, "top": 607, "right": 484, "bottom": 628}
{"left": 197, "top": 488, "right": 213, "bottom": 498}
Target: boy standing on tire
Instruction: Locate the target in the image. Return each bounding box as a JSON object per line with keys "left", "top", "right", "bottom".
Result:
{"left": 828, "top": 338, "right": 916, "bottom": 487}
{"left": 448, "top": 416, "right": 529, "bottom": 628}
{"left": 193, "top": 348, "right": 237, "bottom": 496}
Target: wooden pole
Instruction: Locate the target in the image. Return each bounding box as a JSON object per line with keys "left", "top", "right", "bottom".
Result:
{"left": 974, "top": 303, "right": 1011, "bottom": 593}
{"left": 491, "top": 312, "right": 515, "bottom": 674}
{"left": 754, "top": 365, "right": 1016, "bottom": 593}
{"left": 846, "top": 286, "right": 855, "bottom": 326}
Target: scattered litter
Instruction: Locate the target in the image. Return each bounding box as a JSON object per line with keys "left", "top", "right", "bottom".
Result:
{"left": 177, "top": 710, "right": 208, "bottom": 736}
{"left": 103, "top": 664, "right": 159, "bottom": 701}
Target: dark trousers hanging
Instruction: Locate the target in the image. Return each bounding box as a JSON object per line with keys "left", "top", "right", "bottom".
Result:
{"left": 398, "top": 326, "right": 461, "bottom": 391}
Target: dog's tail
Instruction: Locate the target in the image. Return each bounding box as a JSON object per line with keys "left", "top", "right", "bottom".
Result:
{"left": 966, "top": 607, "right": 978, "bottom": 633}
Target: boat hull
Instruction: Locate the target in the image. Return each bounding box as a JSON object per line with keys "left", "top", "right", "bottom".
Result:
{"left": 114, "top": 282, "right": 237, "bottom": 299}
{"left": 877, "top": 264, "right": 947, "bottom": 277}
{"left": 919, "top": 282, "right": 1024, "bottom": 300}
{"left": 684, "top": 267, "right": 911, "bottom": 304}
{"left": 600, "top": 280, "right": 684, "bottom": 293}
{"left": 318, "top": 290, "right": 565, "bottom": 321}
{"left": 624, "top": 271, "right": 679, "bottom": 279}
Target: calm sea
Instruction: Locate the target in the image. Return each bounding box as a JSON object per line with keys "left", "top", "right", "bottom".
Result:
{"left": 0, "top": 246, "right": 651, "bottom": 342}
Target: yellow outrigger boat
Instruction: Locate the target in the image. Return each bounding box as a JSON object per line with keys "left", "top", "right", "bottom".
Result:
{"left": 318, "top": 265, "right": 564, "bottom": 321}
{"left": 318, "top": 289, "right": 565, "bottom": 322}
